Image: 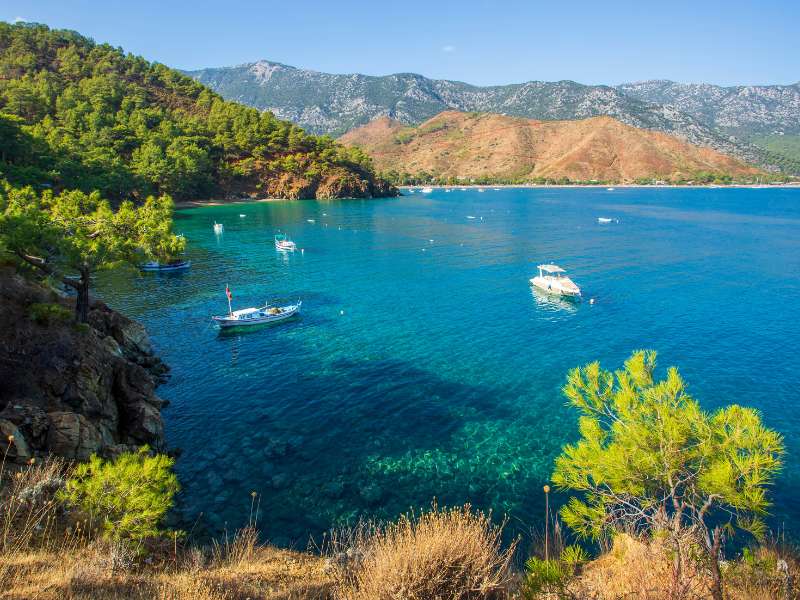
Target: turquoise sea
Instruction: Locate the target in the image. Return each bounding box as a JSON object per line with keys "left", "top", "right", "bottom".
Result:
{"left": 98, "top": 187, "right": 800, "bottom": 547}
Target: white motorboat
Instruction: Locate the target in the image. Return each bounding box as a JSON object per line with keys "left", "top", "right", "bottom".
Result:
{"left": 597, "top": 217, "right": 613, "bottom": 223}
{"left": 213, "top": 301, "right": 301, "bottom": 328}
{"left": 530, "top": 264, "right": 581, "bottom": 298}
{"left": 421, "top": 186, "right": 433, "bottom": 193}
{"left": 607, "top": 187, "right": 615, "bottom": 191}
{"left": 213, "top": 222, "right": 224, "bottom": 234}
{"left": 274, "top": 233, "right": 297, "bottom": 252}
{"left": 140, "top": 259, "right": 191, "bottom": 272}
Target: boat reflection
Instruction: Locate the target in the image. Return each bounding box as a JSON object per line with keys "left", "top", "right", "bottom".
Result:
{"left": 530, "top": 286, "right": 579, "bottom": 313}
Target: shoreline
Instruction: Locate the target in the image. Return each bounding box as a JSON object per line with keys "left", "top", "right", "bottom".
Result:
{"left": 176, "top": 183, "right": 800, "bottom": 207}
{"left": 174, "top": 197, "right": 285, "bottom": 209}
{"left": 399, "top": 183, "right": 800, "bottom": 190}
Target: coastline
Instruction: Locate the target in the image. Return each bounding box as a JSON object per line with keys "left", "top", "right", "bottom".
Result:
{"left": 399, "top": 183, "right": 800, "bottom": 190}
{"left": 175, "top": 183, "right": 800, "bottom": 208}
{"left": 174, "top": 197, "right": 285, "bottom": 209}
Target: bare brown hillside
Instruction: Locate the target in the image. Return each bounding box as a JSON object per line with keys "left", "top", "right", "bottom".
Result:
{"left": 339, "top": 111, "right": 762, "bottom": 182}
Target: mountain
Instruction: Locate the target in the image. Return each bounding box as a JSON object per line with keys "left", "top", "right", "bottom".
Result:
{"left": 339, "top": 112, "right": 762, "bottom": 184}
{"left": 0, "top": 23, "right": 395, "bottom": 201}
{"left": 187, "top": 61, "right": 796, "bottom": 171}
{"left": 616, "top": 80, "right": 800, "bottom": 137}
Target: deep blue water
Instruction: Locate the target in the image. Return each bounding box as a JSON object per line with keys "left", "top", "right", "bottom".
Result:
{"left": 97, "top": 187, "right": 800, "bottom": 547}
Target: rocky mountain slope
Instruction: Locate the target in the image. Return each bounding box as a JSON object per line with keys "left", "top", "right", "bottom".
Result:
{"left": 0, "top": 268, "right": 168, "bottom": 463}
{"left": 187, "top": 61, "right": 798, "bottom": 171}
{"left": 617, "top": 79, "right": 800, "bottom": 137}
{"left": 339, "top": 112, "right": 761, "bottom": 183}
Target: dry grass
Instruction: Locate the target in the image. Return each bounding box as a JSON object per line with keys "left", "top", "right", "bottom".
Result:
{"left": 0, "top": 539, "right": 333, "bottom": 599}
{"left": 3, "top": 454, "right": 798, "bottom": 599}
{"left": 567, "top": 533, "right": 800, "bottom": 600}
{"left": 330, "top": 504, "right": 517, "bottom": 600}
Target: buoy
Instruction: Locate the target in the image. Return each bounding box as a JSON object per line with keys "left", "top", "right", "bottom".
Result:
{"left": 340, "top": 310, "right": 344, "bottom": 315}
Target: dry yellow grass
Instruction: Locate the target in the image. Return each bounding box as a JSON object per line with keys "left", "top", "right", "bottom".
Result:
{"left": 332, "top": 505, "right": 517, "bottom": 600}
{"left": 567, "top": 533, "right": 799, "bottom": 600}
{"left": 3, "top": 456, "right": 797, "bottom": 599}
{"left": 0, "top": 542, "right": 332, "bottom": 600}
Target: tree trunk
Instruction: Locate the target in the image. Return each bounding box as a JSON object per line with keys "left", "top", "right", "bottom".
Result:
{"left": 709, "top": 527, "right": 724, "bottom": 600}
{"left": 75, "top": 269, "right": 90, "bottom": 323}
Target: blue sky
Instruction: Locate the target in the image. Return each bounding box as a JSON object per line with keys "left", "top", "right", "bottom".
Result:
{"left": 3, "top": 0, "right": 798, "bottom": 86}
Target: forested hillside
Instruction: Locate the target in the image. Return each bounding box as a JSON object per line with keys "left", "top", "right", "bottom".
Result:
{"left": 0, "top": 23, "right": 395, "bottom": 201}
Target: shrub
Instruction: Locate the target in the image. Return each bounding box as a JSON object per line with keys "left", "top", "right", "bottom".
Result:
{"left": 334, "top": 504, "right": 516, "bottom": 600}
{"left": 28, "top": 302, "right": 72, "bottom": 325}
{"left": 58, "top": 447, "right": 179, "bottom": 545}
{"left": 523, "top": 545, "right": 588, "bottom": 599}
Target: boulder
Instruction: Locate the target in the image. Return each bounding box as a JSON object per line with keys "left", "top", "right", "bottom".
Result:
{"left": 46, "top": 412, "right": 107, "bottom": 461}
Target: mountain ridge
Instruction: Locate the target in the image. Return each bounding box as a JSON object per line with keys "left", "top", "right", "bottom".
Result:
{"left": 187, "top": 61, "right": 800, "bottom": 173}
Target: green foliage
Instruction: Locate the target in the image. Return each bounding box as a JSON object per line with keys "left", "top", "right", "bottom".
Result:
{"left": 28, "top": 301, "right": 72, "bottom": 325}
{"left": 552, "top": 350, "right": 784, "bottom": 548}
{"left": 58, "top": 447, "right": 179, "bottom": 544}
{"left": 523, "top": 545, "right": 587, "bottom": 599}
{"left": 0, "top": 179, "right": 185, "bottom": 320}
{"left": 0, "top": 22, "right": 390, "bottom": 201}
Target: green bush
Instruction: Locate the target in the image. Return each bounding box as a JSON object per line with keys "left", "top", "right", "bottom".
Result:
{"left": 58, "top": 447, "right": 179, "bottom": 545}
{"left": 523, "top": 545, "right": 587, "bottom": 599}
{"left": 28, "top": 302, "right": 72, "bottom": 325}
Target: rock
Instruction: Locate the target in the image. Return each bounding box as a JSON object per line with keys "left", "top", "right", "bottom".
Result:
{"left": 0, "top": 268, "right": 170, "bottom": 463}
{"left": 286, "top": 435, "right": 305, "bottom": 450}
{"left": 206, "top": 471, "right": 223, "bottom": 490}
{"left": 322, "top": 480, "right": 345, "bottom": 499}
{"left": 0, "top": 419, "right": 31, "bottom": 461}
{"left": 0, "top": 404, "right": 49, "bottom": 448}
{"left": 359, "top": 483, "right": 383, "bottom": 505}
{"left": 264, "top": 440, "right": 288, "bottom": 458}
{"left": 46, "top": 412, "right": 106, "bottom": 461}
{"left": 271, "top": 473, "right": 289, "bottom": 490}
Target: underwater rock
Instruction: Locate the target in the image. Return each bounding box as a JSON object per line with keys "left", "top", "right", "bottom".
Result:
{"left": 271, "top": 473, "right": 289, "bottom": 489}
{"left": 322, "top": 480, "right": 345, "bottom": 499}
{"left": 359, "top": 483, "right": 383, "bottom": 505}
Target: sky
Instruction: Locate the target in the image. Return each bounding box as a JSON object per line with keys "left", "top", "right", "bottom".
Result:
{"left": 3, "top": 0, "right": 798, "bottom": 86}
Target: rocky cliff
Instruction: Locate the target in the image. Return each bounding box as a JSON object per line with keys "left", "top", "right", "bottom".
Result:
{"left": 0, "top": 268, "right": 168, "bottom": 463}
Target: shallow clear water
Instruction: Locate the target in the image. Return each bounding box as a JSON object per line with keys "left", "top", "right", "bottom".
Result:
{"left": 98, "top": 187, "right": 800, "bottom": 547}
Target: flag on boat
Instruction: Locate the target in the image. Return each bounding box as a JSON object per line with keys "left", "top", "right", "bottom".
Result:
{"left": 226, "top": 285, "right": 232, "bottom": 301}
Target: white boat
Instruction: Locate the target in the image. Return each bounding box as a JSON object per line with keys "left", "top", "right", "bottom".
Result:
{"left": 478, "top": 188, "right": 485, "bottom": 193}
{"left": 213, "top": 301, "right": 301, "bottom": 328}
{"left": 307, "top": 219, "right": 315, "bottom": 223}
{"left": 466, "top": 215, "right": 477, "bottom": 220}
{"left": 530, "top": 264, "right": 581, "bottom": 298}
{"left": 597, "top": 217, "right": 613, "bottom": 224}
{"left": 213, "top": 222, "right": 224, "bottom": 234}
{"left": 239, "top": 214, "right": 246, "bottom": 218}
{"left": 607, "top": 187, "right": 615, "bottom": 191}
{"left": 140, "top": 260, "right": 191, "bottom": 272}
{"left": 421, "top": 187, "right": 433, "bottom": 193}
{"left": 274, "top": 233, "right": 297, "bottom": 252}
